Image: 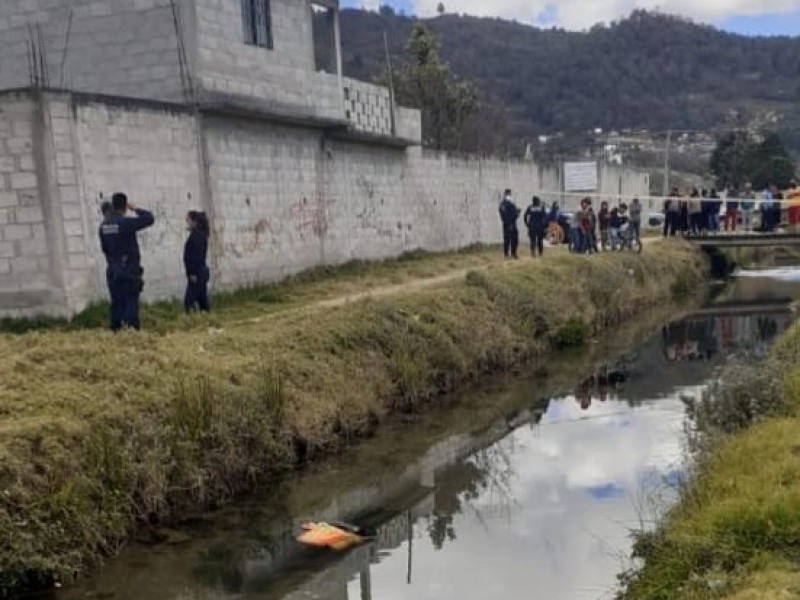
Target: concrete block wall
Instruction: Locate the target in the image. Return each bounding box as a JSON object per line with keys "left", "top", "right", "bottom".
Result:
{"left": 324, "top": 139, "right": 417, "bottom": 260}
{"left": 194, "top": 0, "right": 342, "bottom": 123}
{"left": 204, "top": 115, "right": 426, "bottom": 286}
{"left": 396, "top": 107, "right": 422, "bottom": 143}
{"left": 0, "top": 93, "right": 56, "bottom": 315}
{"left": 0, "top": 0, "right": 421, "bottom": 145}
{"left": 342, "top": 78, "right": 392, "bottom": 137}
{"left": 0, "top": 0, "right": 188, "bottom": 102}
{"left": 405, "top": 152, "right": 576, "bottom": 246}
{"left": 41, "top": 94, "right": 95, "bottom": 312}
{"left": 204, "top": 114, "right": 333, "bottom": 286}
{"left": 599, "top": 162, "right": 650, "bottom": 205}
{"left": 0, "top": 91, "right": 652, "bottom": 317}
{"left": 71, "top": 98, "right": 202, "bottom": 301}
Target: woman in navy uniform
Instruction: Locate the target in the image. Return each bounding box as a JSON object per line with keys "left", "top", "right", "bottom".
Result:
{"left": 183, "top": 211, "right": 211, "bottom": 313}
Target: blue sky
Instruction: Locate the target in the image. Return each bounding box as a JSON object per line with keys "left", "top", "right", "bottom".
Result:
{"left": 721, "top": 12, "right": 800, "bottom": 35}
{"left": 341, "top": 0, "right": 800, "bottom": 37}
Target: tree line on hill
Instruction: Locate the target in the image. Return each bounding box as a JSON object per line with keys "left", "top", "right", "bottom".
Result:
{"left": 332, "top": 8, "right": 800, "bottom": 156}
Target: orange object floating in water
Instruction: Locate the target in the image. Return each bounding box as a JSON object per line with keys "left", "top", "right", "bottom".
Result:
{"left": 296, "top": 522, "right": 365, "bottom": 551}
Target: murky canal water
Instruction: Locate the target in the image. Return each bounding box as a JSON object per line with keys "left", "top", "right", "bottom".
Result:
{"left": 56, "top": 270, "right": 799, "bottom": 600}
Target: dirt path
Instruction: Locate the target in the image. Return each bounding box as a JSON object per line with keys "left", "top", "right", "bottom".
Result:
{"left": 229, "top": 257, "right": 515, "bottom": 328}
{"left": 230, "top": 240, "right": 661, "bottom": 327}
{"left": 315, "top": 266, "right": 487, "bottom": 308}
{"left": 316, "top": 239, "right": 660, "bottom": 308}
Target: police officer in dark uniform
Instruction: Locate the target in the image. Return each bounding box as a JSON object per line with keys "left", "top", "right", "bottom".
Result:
{"left": 524, "top": 195, "right": 547, "bottom": 257}
{"left": 99, "top": 193, "right": 155, "bottom": 331}
{"left": 498, "top": 189, "right": 520, "bottom": 259}
{"left": 99, "top": 201, "right": 113, "bottom": 296}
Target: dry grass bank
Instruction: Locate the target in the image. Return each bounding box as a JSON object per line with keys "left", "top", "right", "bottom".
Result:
{"left": 0, "top": 245, "right": 503, "bottom": 334}
{"left": 619, "top": 321, "right": 800, "bottom": 600}
{"left": 0, "top": 242, "right": 704, "bottom": 593}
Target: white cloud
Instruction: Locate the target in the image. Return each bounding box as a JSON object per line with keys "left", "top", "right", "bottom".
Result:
{"left": 411, "top": 0, "right": 800, "bottom": 30}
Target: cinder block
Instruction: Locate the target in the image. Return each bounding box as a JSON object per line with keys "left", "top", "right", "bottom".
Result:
{"left": 56, "top": 151, "right": 75, "bottom": 168}
{"left": 57, "top": 168, "right": 77, "bottom": 186}
{"left": 0, "top": 192, "right": 17, "bottom": 208}
{"left": 7, "top": 137, "right": 32, "bottom": 154}
{"left": 10, "top": 255, "right": 39, "bottom": 274}
{"left": 0, "top": 157, "right": 15, "bottom": 173}
{"left": 0, "top": 258, "right": 10, "bottom": 274}
{"left": 18, "top": 238, "right": 49, "bottom": 257}
{"left": 14, "top": 206, "right": 44, "bottom": 223}
{"left": 0, "top": 241, "right": 15, "bottom": 258}
{"left": 50, "top": 118, "right": 72, "bottom": 136}
{"left": 53, "top": 135, "right": 73, "bottom": 152}
{"left": 17, "top": 189, "right": 39, "bottom": 207}
{"left": 48, "top": 102, "right": 71, "bottom": 119}
{"left": 60, "top": 203, "right": 83, "bottom": 220}
{"left": 59, "top": 186, "right": 79, "bottom": 204}
{"left": 12, "top": 119, "right": 32, "bottom": 137}
{"left": 68, "top": 252, "right": 88, "bottom": 269}
{"left": 10, "top": 172, "right": 36, "bottom": 190}
{"left": 3, "top": 224, "right": 31, "bottom": 241}
{"left": 17, "top": 155, "right": 35, "bottom": 171}
{"left": 66, "top": 235, "right": 85, "bottom": 254}
{"left": 64, "top": 220, "right": 84, "bottom": 237}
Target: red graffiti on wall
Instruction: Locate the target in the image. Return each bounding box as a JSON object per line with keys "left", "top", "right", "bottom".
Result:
{"left": 221, "top": 217, "right": 280, "bottom": 258}
{"left": 291, "top": 197, "right": 336, "bottom": 239}
{"left": 242, "top": 218, "right": 276, "bottom": 253}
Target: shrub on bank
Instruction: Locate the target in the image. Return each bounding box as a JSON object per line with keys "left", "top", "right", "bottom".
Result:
{"left": 551, "top": 319, "right": 588, "bottom": 349}
{"left": 0, "top": 242, "right": 705, "bottom": 593}
{"left": 618, "top": 322, "right": 800, "bottom": 600}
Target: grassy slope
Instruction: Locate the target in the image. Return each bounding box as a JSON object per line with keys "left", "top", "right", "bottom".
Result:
{"left": 0, "top": 242, "right": 704, "bottom": 592}
{"left": 619, "top": 322, "right": 800, "bottom": 599}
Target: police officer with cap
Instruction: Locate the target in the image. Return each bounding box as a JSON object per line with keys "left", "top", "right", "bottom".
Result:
{"left": 99, "top": 193, "right": 155, "bottom": 331}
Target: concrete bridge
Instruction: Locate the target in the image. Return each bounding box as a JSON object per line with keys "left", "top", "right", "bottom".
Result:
{"left": 685, "top": 233, "right": 800, "bottom": 249}
{"left": 691, "top": 299, "right": 796, "bottom": 317}
{"left": 683, "top": 233, "right": 800, "bottom": 277}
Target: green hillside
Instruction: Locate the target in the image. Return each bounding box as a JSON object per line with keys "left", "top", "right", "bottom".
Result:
{"left": 336, "top": 9, "right": 800, "bottom": 149}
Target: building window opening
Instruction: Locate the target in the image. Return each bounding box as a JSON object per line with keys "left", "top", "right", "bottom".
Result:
{"left": 242, "top": 0, "right": 273, "bottom": 49}
{"left": 312, "top": 4, "right": 336, "bottom": 73}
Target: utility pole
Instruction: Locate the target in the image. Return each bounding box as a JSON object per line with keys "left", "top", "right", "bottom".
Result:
{"left": 663, "top": 129, "right": 672, "bottom": 197}
{"left": 383, "top": 30, "right": 397, "bottom": 137}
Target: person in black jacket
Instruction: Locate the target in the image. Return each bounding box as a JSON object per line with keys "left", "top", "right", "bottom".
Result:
{"left": 184, "top": 210, "right": 210, "bottom": 313}
{"left": 524, "top": 195, "right": 547, "bottom": 257}
{"left": 99, "top": 193, "right": 155, "bottom": 331}
{"left": 99, "top": 201, "right": 113, "bottom": 295}
{"left": 498, "top": 189, "right": 520, "bottom": 259}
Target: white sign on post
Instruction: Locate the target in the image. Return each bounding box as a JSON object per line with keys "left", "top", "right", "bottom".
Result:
{"left": 564, "top": 161, "right": 598, "bottom": 192}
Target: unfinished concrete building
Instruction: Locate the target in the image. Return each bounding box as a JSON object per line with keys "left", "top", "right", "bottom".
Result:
{"left": 0, "top": 0, "right": 649, "bottom": 316}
